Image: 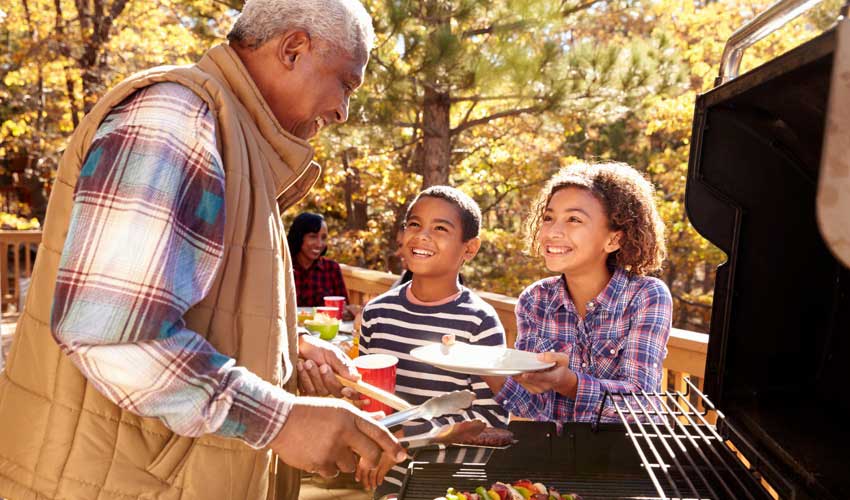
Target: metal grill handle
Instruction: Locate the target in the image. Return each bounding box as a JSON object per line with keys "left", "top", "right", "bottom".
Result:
{"left": 717, "top": 0, "right": 826, "bottom": 86}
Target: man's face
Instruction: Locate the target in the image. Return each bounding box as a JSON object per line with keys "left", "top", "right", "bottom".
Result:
{"left": 258, "top": 32, "right": 367, "bottom": 140}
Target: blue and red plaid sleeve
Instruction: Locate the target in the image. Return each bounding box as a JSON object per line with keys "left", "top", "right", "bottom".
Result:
{"left": 51, "top": 82, "right": 293, "bottom": 449}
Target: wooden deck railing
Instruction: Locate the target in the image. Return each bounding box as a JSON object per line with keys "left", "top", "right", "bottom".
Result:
{"left": 340, "top": 264, "right": 709, "bottom": 393}
{"left": 0, "top": 230, "right": 41, "bottom": 315}
{"left": 0, "top": 231, "right": 708, "bottom": 394}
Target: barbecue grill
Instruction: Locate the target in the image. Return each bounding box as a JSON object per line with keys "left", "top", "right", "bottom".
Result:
{"left": 398, "top": 1, "right": 850, "bottom": 498}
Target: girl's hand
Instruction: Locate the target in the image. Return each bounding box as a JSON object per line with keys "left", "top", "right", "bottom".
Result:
{"left": 480, "top": 375, "right": 507, "bottom": 394}
{"left": 515, "top": 352, "right": 578, "bottom": 398}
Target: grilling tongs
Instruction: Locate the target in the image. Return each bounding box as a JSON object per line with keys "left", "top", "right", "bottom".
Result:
{"left": 334, "top": 374, "right": 476, "bottom": 422}
{"left": 335, "top": 374, "right": 485, "bottom": 449}
{"left": 377, "top": 390, "right": 485, "bottom": 451}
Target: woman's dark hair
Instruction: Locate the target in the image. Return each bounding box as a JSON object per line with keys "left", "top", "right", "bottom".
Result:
{"left": 287, "top": 212, "right": 328, "bottom": 258}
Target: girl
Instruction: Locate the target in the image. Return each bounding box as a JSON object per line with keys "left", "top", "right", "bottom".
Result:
{"left": 485, "top": 161, "right": 672, "bottom": 422}
{"left": 287, "top": 212, "right": 350, "bottom": 308}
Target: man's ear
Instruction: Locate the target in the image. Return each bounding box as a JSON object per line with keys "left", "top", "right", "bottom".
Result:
{"left": 463, "top": 237, "right": 481, "bottom": 262}
{"left": 277, "top": 30, "right": 312, "bottom": 70}
{"left": 604, "top": 231, "right": 623, "bottom": 254}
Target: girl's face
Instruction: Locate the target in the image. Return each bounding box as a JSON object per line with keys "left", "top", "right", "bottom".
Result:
{"left": 299, "top": 221, "right": 329, "bottom": 263}
{"left": 538, "top": 187, "right": 621, "bottom": 276}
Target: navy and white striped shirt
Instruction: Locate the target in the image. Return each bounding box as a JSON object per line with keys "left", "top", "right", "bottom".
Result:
{"left": 360, "top": 282, "right": 509, "bottom": 492}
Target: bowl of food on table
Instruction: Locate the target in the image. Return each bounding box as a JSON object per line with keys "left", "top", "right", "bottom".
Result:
{"left": 303, "top": 312, "right": 340, "bottom": 340}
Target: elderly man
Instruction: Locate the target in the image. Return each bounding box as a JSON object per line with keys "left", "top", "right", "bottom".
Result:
{"left": 0, "top": 1, "right": 405, "bottom": 499}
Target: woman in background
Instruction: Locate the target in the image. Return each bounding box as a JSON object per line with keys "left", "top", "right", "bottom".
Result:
{"left": 287, "top": 212, "right": 349, "bottom": 308}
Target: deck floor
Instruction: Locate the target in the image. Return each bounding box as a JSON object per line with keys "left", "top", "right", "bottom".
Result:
{"left": 301, "top": 473, "right": 372, "bottom": 500}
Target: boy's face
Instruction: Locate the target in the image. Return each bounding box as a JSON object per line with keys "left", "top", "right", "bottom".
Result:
{"left": 538, "top": 186, "right": 621, "bottom": 276}
{"left": 401, "top": 197, "right": 480, "bottom": 280}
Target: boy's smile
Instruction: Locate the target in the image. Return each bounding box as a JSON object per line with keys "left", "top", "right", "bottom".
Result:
{"left": 410, "top": 247, "right": 436, "bottom": 258}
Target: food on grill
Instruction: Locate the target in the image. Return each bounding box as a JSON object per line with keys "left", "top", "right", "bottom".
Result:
{"left": 453, "top": 426, "right": 515, "bottom": 447}
{"left": 436, "top": 480, "right": 582, "bottom": 500}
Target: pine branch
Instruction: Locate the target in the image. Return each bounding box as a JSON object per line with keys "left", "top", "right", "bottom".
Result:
{"left": 561, "top": 0, "right": 606, "bottom": 17}
{"left": 479, "top": 177, "right": 550, "bottom": 214}
{"left": 462, "top": 21, "right": 526, "bottom": 38}
{"left": 457, "top": 100, "right": 478, "bottom": 131}
{"left": 449, "top": 94, "right": 551, "bottom": 103}
{"left": 389, "top": 135, "right": 421, "bottom": 153}
{"left": 451, "top": 105, "right": 546, "bottom": 134}
{"left": 672, "top": 292, "right": 712, "bottom": 309}
{"left": 451, "top": 127, "right": 511, "bottom": 162}
{"left": 210, "top": 0, "right": 242, "bottom": 9}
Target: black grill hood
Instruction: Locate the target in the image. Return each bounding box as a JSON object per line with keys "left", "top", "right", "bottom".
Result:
{"left": 686, "top": 26, "right": 850, "bottom": 499}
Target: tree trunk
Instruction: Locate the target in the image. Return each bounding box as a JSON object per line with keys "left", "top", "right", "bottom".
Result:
{"left": 74, "top": 0, "right": 130, "bottom": 113}
{"left": 421, "top": 86, "right": 451, "bottom": 188}
{"left": 342, "top": 149, "right": 368, "bottom": 230}
{"left": 387, "top": 203, "right": 407, "bottom": 273}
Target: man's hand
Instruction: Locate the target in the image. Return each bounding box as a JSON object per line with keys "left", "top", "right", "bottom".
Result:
{"left": 270, "top": 397, "right": 407, "bottom": 478}
{"left": 297, "top": 334, "right": 359, "bottom": 397}
{"left": 515, "top": 352, "right": 578, "bottom": 398}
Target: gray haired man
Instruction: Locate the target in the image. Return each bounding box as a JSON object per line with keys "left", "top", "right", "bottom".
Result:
{"left": 0, "top": 1, "right": 404, "bottom": 500}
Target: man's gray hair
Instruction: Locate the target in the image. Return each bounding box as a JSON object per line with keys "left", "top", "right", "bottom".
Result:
{"left": 228, "top": 0, "right": 375, "bottom": 57}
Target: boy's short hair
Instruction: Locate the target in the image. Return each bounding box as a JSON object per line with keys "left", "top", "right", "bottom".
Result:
{"left": 405, "top": 186, "right": 482, "bottom": 242}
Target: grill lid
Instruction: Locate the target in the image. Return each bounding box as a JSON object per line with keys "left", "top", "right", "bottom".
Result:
{"left": 817, "top": 19, "right": 850, "bottom": 268}
{"left": 685, "top": 11, "right": 850, "bottom": 500}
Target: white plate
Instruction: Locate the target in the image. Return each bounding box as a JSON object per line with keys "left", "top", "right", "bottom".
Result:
{"left": 410, "top": 343, "right": 555, "bottom": 376}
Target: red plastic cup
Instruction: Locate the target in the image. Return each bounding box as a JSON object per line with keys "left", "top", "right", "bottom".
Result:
{"left": 352, "top": 354, "right": 399, "bottom": 415}
{"left": 315, "top": 305, "right": 341, "bottom": 320}
{"left": 323, "top": 296, "right": 346, "bottom": 319}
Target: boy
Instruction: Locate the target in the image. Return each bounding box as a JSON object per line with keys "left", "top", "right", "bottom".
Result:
{"left": 357, "top": 186, "right": 509, "bottom": 496}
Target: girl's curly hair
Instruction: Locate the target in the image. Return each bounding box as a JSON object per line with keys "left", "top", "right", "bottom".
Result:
{"left": 525, "top": 161, "right": 667, "bottom": 276}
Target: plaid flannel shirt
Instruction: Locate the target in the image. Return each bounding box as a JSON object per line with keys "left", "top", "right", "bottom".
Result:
{"left": 495, "top": 267, "right": 672, "bottom": 423}
{"left": 51, "top": 82, "right": 293, "bottom": 449}
{"left": 293, "top": 257, "right": 349, "bottom": 307}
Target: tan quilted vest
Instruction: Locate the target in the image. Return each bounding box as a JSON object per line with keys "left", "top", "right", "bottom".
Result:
{"left": 0, "top": 43, "right": 319, "bottom": 500}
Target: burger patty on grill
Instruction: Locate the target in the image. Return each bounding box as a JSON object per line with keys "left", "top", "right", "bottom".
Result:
{"left": 455, "top": 427, "right": 515, "bottom": 447}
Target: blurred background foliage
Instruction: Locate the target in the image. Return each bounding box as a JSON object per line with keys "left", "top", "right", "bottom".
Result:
{"left": 0, "top": 0, "right": 842, "bottom": 331}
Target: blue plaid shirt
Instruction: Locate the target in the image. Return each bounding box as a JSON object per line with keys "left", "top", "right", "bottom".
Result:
{"left": 495, "top": 267, "right": 672, "bottom": 422}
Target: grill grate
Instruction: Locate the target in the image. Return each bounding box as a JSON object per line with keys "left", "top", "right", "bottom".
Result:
{"left": 599, "top": 377, "right": 792, "bottom": 499}
{"left": 399, "top": 380, "right": 790, "bottom": 500}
